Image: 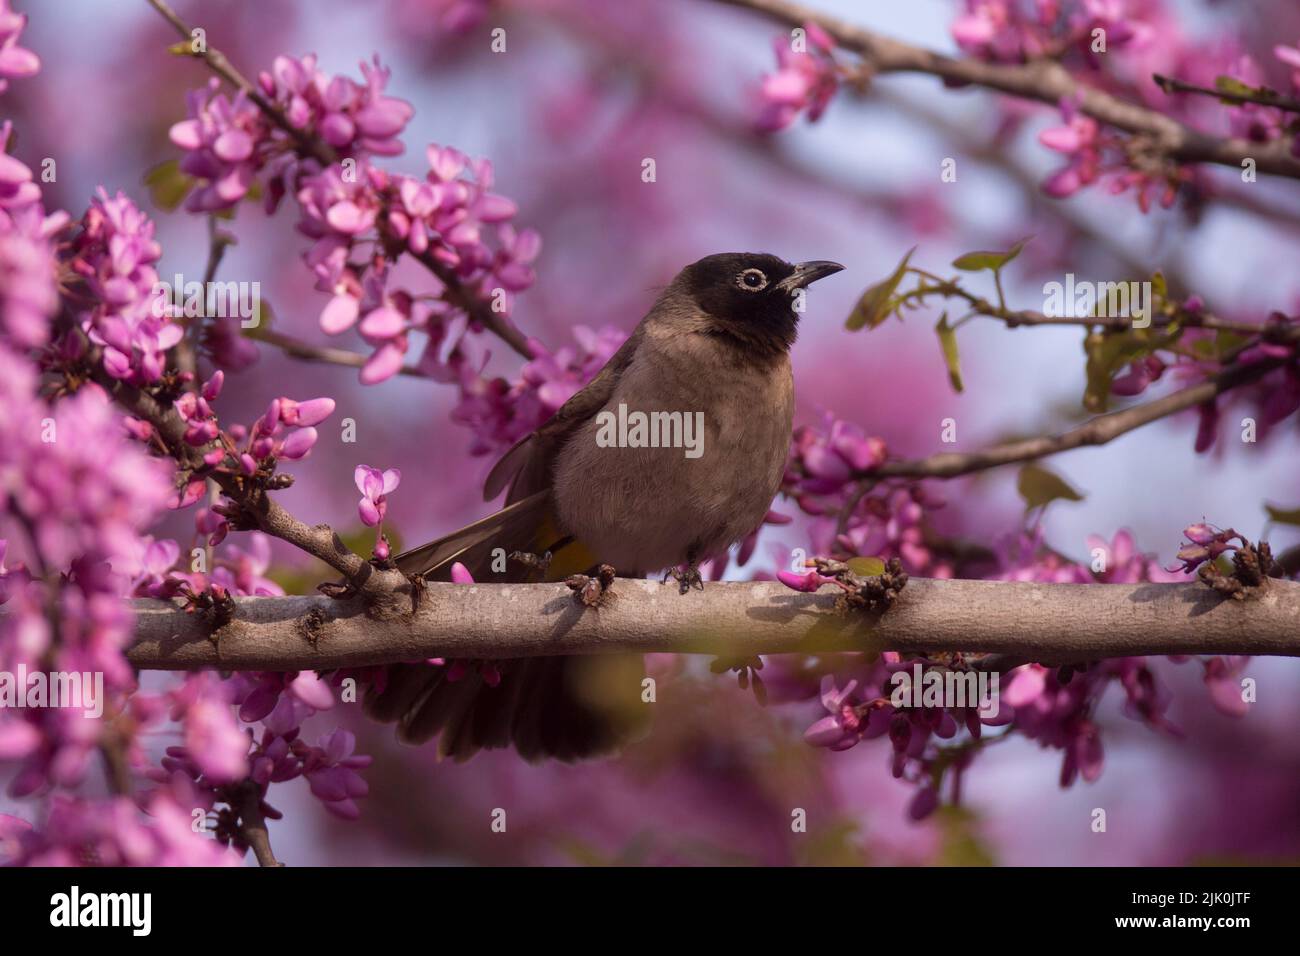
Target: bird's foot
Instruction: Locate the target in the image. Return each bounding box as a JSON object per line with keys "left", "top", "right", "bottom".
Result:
{"left": 509, "top": 549, "right": 553, "bottom": 576}
{"left": 663, "top": 562, "right": 704, "bottom": 595}
{"left": 565, "top": 564, "right": 616, "bottom": 607}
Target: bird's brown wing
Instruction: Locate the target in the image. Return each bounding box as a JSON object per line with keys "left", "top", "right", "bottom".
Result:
{"left": 365, "top": 325, "right": 648, "bottom": 762}
{"left": 485, "top": 324, "right": 643, "bottom": 504}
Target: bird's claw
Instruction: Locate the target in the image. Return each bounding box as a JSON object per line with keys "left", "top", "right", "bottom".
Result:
{"left": 565, "top": 564, "right": 616, "bottom": 607}
{"left": 664, "top": 563, "right": 704, "bottom": 595}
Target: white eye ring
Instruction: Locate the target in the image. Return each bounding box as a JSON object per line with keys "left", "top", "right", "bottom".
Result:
{"left": 736, "top": 268, "right": 768, "bottom": 292}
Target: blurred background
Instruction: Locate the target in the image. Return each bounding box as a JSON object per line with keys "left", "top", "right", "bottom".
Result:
{"left": 5, "top": 0, "right": 1300, "bottom": 864}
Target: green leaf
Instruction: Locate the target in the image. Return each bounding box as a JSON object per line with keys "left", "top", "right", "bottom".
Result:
{"left": 1214, "top": 75, "right": 1258, "bottom": 99}
{"left": 1150, "top": 271, "right": 1167, "bottom": 301}
{"left": 846, "top": 247, "right": 914, "bottom": 331}
{"left": 935, "top": 312, "right": 963, "bottom": 393}
{"left": 1082, "top": 329, "right": 1151, "bottom": 413}
{"left": 951, "top": 237, "right": 1030, "bottom": 273}
{"left": 167, "top": 40, "right": 198, "bottom": 57}
{"left": 143, "top": 160, "right": 194, "bottom": 212}
{"left": 847, "top": 556, "right": 886, "bottom": 577}
{"left": 1265, "top": 503, "right": 1300, "bottom": 526}
{"left": 1017, "top": 463, "right": 1084, "bottom": 511}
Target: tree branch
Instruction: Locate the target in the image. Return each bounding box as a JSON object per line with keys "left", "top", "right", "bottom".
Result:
{"left": 123, "top": 576, "right": 1300, "bottom": 670}
{"left": 712, "top": 0, "right": 1300, "bottom": 179}
{"left": 874, "top": 355, "right": 1286, "bottom": 480}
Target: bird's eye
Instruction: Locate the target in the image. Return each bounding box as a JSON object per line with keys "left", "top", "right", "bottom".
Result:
{"left": 736, "top": 268, "right": 768, "bottom": 292}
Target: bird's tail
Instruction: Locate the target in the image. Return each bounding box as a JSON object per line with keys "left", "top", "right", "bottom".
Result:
{"left": 362, "top": 492, "right": 647, "bottom": 762}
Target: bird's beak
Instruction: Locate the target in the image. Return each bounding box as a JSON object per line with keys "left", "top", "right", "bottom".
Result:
{"left": 777, "top": 260, "right": 845, "bottom": 293}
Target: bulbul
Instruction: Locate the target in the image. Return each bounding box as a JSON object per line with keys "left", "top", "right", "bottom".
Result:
{"left": 364, "top": 253, "right": 844, "bottom": 761}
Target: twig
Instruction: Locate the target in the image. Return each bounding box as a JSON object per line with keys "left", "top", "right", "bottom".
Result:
{"left": 899, "top": 273, "right": 1295, "bottom": 338}
{"left": 233, "top": 780, "right": 283, "bottom": 867}
{"left": 248, "top": 327, "right": 426, "bottom": 378}
{"left": 874, "top": 355, "right": 1285, "bottom": 479}
{"left": 1154, "top": 73, "right": 1300, "bottom": 115}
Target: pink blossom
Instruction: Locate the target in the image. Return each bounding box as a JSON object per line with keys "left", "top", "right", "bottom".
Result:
{"left": 776, "top": 568, "right": 828, "bottom": 592}
{"left": 68, "top": 189, "right": 179, "bottom": 385}
{"left": 302, "top": 730, "right": 372, "bottom": 820}
{"left": 0, "top": 0, "right": 39, "bottom": 93}
{"left": 755, "top": 22, "right": 840, "bottom": 132}
{"left": 355, "top": 465, "right": 401, "bottom": 526}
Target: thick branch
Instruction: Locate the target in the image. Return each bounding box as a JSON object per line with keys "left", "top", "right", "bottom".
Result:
{"left": 713, "top": 0, "right": 1300, "bottom": 179}
{"left": 125, "top": 577, "right": 1300, "bottom": 670}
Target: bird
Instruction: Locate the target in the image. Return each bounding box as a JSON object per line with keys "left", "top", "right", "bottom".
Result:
{"left": 363, "top": 252, "right": 844, "bottom": 762}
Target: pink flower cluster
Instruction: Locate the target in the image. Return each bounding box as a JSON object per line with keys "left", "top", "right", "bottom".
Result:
{"left": 166, "top": 370, "right": 333, "bottom": 509}
{"left": 161, "top": 678, "right": 372, "bottom": 823}
{"left": 67, "top": 189, "right": 179, "bottom": 384}
{"left": 1003, "top": 658, "right": 1173, "bottom": 788}
{"left": 805, "top": 656, "right": 1009, "bottom": 820}
{"left": 169, "top": 54, "right": 414, "bottom": 212}
{"left": 755, "top": 21, "right": 840, "bottom": 132}
{"left": 453, "top": 324, "right": 627, "bottom": 458}
{"left": 170, "top": 55, "right": 540, "bottom": 387}
{"left": 0, "top": 351, "right": 173, "bottom": 804}
{"left": 302, "top": 146, "right": 539, "bottom": 384}
{"left": 775, "top": 451, "right": 1253, "bottom": 818}
{"left": 952, "top": 0, "right": 1145, "bottom": 64}
{"left": 0, "top": 0, "right": 39, "bottom": 94}
{"left": 126, "top": 537, "right": 374, "bottom": 828}
{"left": 780, "top": 416, "right": 956, "bottom": 575}
{"left": 0, "top": 32, "right": 241, "bottom": 866}
{"left": 0, "top": 122, "right": 67, "bottom": 350}
{"left": 1111, "top": 310, "right": 1299, "bottom": 454}
{"left": 0, "top": 793, "right": 239, "bottom": 866}
{"left": 1038, "top": 97, "right": 1188, "bottom": 211}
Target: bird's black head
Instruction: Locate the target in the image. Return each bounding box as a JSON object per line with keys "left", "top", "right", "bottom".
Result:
{"left": 675, "top": 252, "right": 844, "bottom": 356}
